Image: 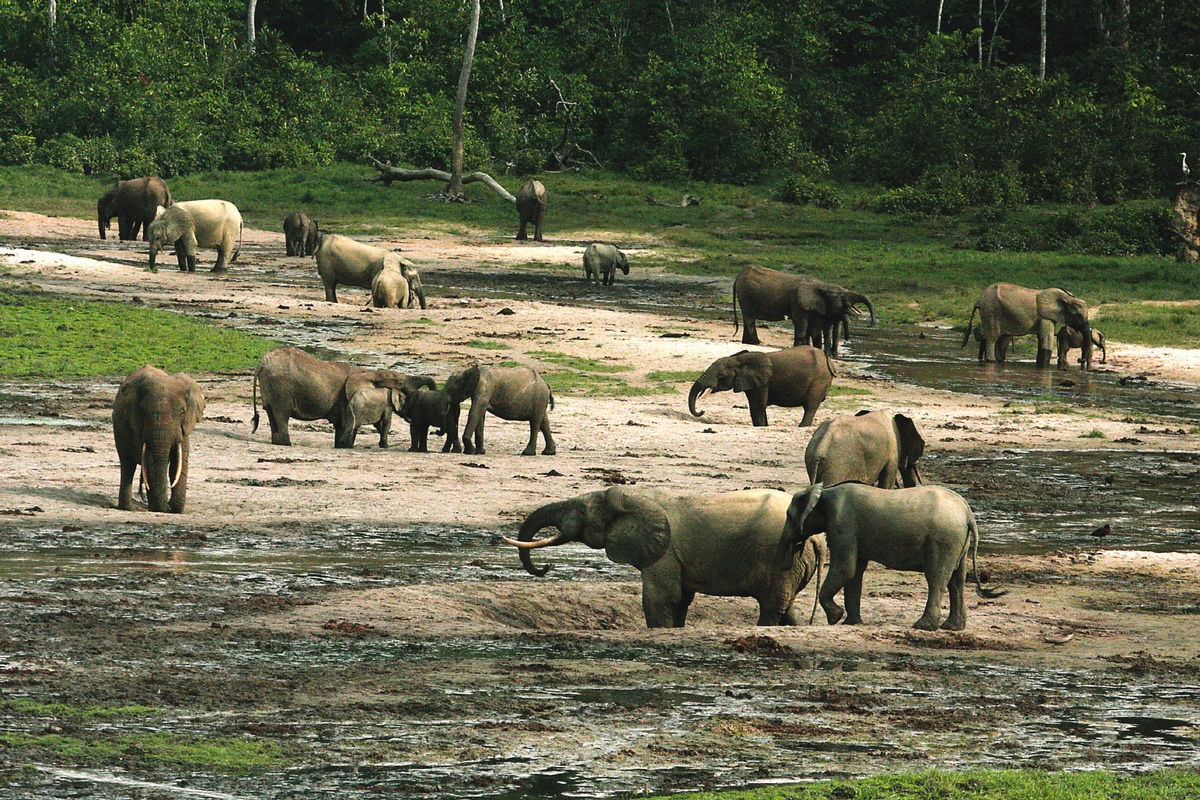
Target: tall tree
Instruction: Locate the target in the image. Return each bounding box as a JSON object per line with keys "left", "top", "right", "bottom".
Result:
{"left": 1039, "top": 0, "right": 1047, "bottom": 79}
{"left": 247, "top": 0, "right": 258, "bottom": 53}
{"left": 448, "top": 0, "right": 481, "bottom": 198}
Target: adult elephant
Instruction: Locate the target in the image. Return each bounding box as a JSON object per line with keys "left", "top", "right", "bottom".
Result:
{"left": 443, "top": 364, "right": 555, "bottom": 455}
{"left": 732, "top": 265, "right": 874, "bottom": 353}
{"left": 688, "top": 345, "right": 835, "bottom": 427}
{"left": 781, "top": 483, "right": 1006, "bottom": 631}
{"left": 515, "top": 178, "right": 548, "bottom": 242}
{"left": 251, "top": 346, "right": 434, "bottom": 448}
{"left": 314, "top": 233, "right": 426, "bottom": 308}
{"left": 112, "top": 365, "right": 205, "bottom": 514}
{"left": 146, "top": 199, "right": 242, "bottom": 273}
{"left": 98, "top": 176, "right": 172, "bottom": 242}
{"left": 963, "top": 282, "right": 1092, "bottom": 369}
{"left": 283, "top": 211, "right": 319, "bottom": 256}
{"left": 805, "top": 410, "right": 926, "bottom": 488}
{"left": 582, "top": 242, "right": 629, "bottom": 286}
{"left": 505, "top": 487, "right": 827, "bottom": 628}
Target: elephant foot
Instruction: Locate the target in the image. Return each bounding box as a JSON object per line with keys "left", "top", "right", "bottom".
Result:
{"left": 521, "top": 448, "right": 536, "bottom": 456}
{"left": 211, "top": 266, "right": 228, "bottom": 274}
{"left": 824, "top": 605, "right": 845, "bottom": 625}
{"left": 844, "top": 614, "right": 862, "bottom": 626}
{"left": 940, "top": 617, "right": 966, "bottom": 631}
{"left": 116, "top": 499, "right": 134, "bottom": 511}
{"left": 542, "top": 446, "right": 557, "bottom": 455}
{"left": 913, "top": 616, "right": 940, "bottom": 631}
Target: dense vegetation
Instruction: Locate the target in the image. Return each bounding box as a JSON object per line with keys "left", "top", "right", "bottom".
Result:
{"left": 1, "top": 0, "right": 1196, "bottom": 210}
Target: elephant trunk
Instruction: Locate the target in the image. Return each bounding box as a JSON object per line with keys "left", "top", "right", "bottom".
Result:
{"left": 688, "top": 377, "right": 715, "bottom": 418}
{"left": 144, "top": 440, "right": 174, "bottom": 513}
{"left": 98, "top": 214, "right": 109, "bottom": 240}
{"left": 1078, "top": 321, "right": 1093, "bottom": 371}
{"left": 851, "top": 293, "right": 875, "bottom": 327}
{"left": 413, "top": 283, "right": 427, "bottom": 310}
{"left": 504, "top": 501, "right": 575, "bottom": 577}
{"left": 148, "top": 240, "right": 160, "bottom": 271}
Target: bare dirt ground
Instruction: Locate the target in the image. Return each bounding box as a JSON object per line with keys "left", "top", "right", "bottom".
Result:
{"left": 2, "top": 210, "right": 1199, "bottom": 797}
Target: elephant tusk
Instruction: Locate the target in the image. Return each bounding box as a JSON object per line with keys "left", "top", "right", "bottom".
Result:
{"left": 139, "top": 443, "right": 148, "bottom": 499}
{"left": 169, "top": 442, "right": 182, "bottom": 488}
{"left": 502, "top": 533, "right": 565, "bottom": 550}
{"left": 697, "top": 388, "right": 712, "bottom": 402}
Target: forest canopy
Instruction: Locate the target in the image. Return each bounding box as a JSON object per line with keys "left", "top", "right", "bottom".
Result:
{"left": 1, "top": 0, "right": 1196, "bottom": 204}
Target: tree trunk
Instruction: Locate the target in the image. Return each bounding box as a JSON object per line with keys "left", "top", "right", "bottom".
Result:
{"left": 1173, "top": 182, "right": 1200, "bottom": 263}
{"left": 367, "top": 159, "right": 516, "bottom": 203}
{"left": 247, "top": 0, "right": 257, "bottom": 53}
{"left": 1039, "top": 0, "right": 1047, "bottom": 79}
{"left": 448, "top": 0, "right": 482, "bottom": 198}
{"left": 936, "top": 0, "right": 945, "bottom": 34}
{"left": 977, "top": 0, "right": 983, "bottom": 65}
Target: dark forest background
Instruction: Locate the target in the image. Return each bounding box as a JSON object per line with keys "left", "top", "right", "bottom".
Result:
{"left": 1, "top": 0, "right": 1197, "bottom": 206}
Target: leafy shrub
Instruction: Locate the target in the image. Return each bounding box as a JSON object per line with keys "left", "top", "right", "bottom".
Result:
{"left": 775, "top": 175, "right": 843, "bottom": 209}
{"left": 0, "top": 134, "right": 36, "bottom": 166}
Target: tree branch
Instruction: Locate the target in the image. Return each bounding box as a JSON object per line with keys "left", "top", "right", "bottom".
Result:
{"left": 366, "top": 158, "right": 516, "bottom": 203}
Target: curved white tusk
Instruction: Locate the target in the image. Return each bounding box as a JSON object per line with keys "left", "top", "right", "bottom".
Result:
{"left": 169, "top": 442, "right": 183, "bottom": 488}
{"left": 139, "top": 443, "right": 148, "bottom": 498}
{"left": 696, "top": 388, "right": 712, "bottom": 402}
{"left": 502, "top": 533, "right": 566, "bottom": 550}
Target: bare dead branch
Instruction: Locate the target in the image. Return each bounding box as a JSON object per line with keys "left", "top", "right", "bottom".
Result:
{"left": 367, "top": 158, "right": 516, "bottom": 203}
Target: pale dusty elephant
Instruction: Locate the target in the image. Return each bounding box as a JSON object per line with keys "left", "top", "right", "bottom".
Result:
{"left": 345, "top": 378, "right": 404, "bottom": 448}
{"left": 251, "top": 346, "right": 434, "bottom": 448}
{"left": 780, "top": 483, "right": 1006, "bottom": 631}
{"left": 688, "top": 345, "right": 835, "bottom": 427}
{"left": 98, "top": 176, "right": 171, "bottom": 241}
{"left": 805, "top": 410, "right": 926, "bottom": 488}
{"left": 112, "top": 365, "right": 205, "bottom": 514}
{"left": 505, "top": 487, "right": 827, "bottom": 628}
{"left": 370, "top": 267, "right": 413, "bottom": 309}
{"left": 515, "top": 178, "right": 548, "bottom": 242}
{"left": 283, "top": 211, "right": 319, "bottom": 256}
{"left": 963, "top": 282, "right": 1092, "bottom": 368}
{"left": 443, "top": 364, "right": 555, "bottom": 455}
{"left": 1057, "top": 325, "right": 1106, "bottom": 369}
{"left": 732, "top": 265, "right": 874, "bottom": 353}
{"left": 147, "top": 199, "right": 243, "bottom": 273}
{"left": 582, "top": 242, "right": 629, "bottom": 286}
{"left": 314, "top": 234, "right": 426, "bottom": 308}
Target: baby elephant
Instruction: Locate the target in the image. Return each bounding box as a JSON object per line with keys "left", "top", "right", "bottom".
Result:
{"left": 582, "top": 242, "right": 629, "bottom": 286}
{"left": 444, "top": 364, "right": 556, "bottom": 455}
{"left": 1057, "top": 326, "right": 1106, "bottom": 369}
{"left": 400, "top": 387, "right": 458, "bottom": 452}
{"left": 346, "top": 381, "right": 404, "bottom": 448}
{"left": 779, "top": 482, "right": 1006, "bottom": 631}
{"left": 370, "top": 268, "right": 413, "bottom": 309}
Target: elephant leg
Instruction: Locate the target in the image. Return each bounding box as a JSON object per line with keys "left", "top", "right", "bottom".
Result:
{"left": 941, "top": 560, "right": 967, "bottom": 631}
{"left": 843, "top": 560, "right": 868, "bottom": 625}
{"left": 212, "top": 249, "right": 228, "bottom": 274}
{"left": 168, "top": 443, "right": 189, "bottom": 514}
{"left": 540, "top": 415, "right": 556, "bottom": 455}
{"left": 266, "top": 406, "right": 291, "bottom": 446}
{"left": 641, "top": 569, "right": 684, "bottom": 628}
{"left": 799, "top": 402, "right": 818, "bottom": 427}
{"left": 534, "top": 214, "right": 544, "bottom": 242}
{"left": 324, "top": 281, "right": 339, "bottom": 303}
{"left": 176, "top": 248, "right": 189, "bottom": 272}
{"left": 914, "top": 570, "right": 947, "bottom": 631}
{"left": 516, "top": 219, "right": 528, "bottom": 241}
{"left": 820, "top": 557, "right": 856, "bottom": 625}
{"left": 333, "top": 420, "right": 356, "bottom": 449}
{"left": 409, "top": 421, "right": 421, "bottom": 452}
{"left": 117, "top": 448, "right": 138, "bottom": 510}
{"left": 748, "top": 390, "right": 769, "bottom": 427}
{"left": 376, "top": 420, "right": 389, "bottom": 448}
{"left": 674, "top": 591, "right": 695, "bottom": 627}
{"left": 1035, "top": 320, "right": 1054, "bottom": 368}
{"left": 129, "top": 221, "right": 142, "bottom": 241}
{"left": 741, "top": 316, "right": 761, "bottom": 346}
{"left": 521, "top": 418, "right": 539, "bottom": 456}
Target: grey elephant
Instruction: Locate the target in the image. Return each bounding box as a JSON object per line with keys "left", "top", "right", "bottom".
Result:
{"left": 582, "top": 242, "right": 629, "bottom": 286}
{"left": 505, "top": 487, "right": 827, "bottom": 628}
{"left": 112, "top": 365, "right": 205, "bottom": 514}
{"left": 971, "top": 325, "right": 1015, "bottom": 362}
{"left": 399, "top": 387, "right": 457, "bottom": 453}
{"left": 515, "top": 178, "right": 548, "bottom": 242}
{"left": 251, "top": 346, "right": 434, "bottom": 448}
{"left": 779, "top": 483, "right": 1006, "bottom": 631}
{"left": 98, "top": 176, "right": 172, "bottom": 242}
{"left": 443, "top": 364, "right": 555, "bottom": 455}
{"left": 346, "top": 380, "right": 404, "bottom": 448}
{"left": 283, "top": 211, "right": 319, "bottom": 256}
{"left": 147, "top": 199, "right": 243, "bottom": 273}
{"left": 315, "top": 234, "right": 426, "bottom": 308}
{"left": 1057, "top": 325, "right": 1106, "bottom": 369}
{"left": 370, "top": 267, "right": 413, "bottom": 309}
{"left": 963, "top": 282, "right": 1093, "bottom": 368}
{"left": 732, "top": 265, "right": 874, "bottom": 353}
{"left": 805, "top": 410, "right": 925, "bottom": 488}
{"left": 688, "top": 345, "right": 835, "bottom": 427}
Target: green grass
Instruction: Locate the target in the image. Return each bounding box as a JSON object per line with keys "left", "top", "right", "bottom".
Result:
{"left": 649, "top": 769, "right": 1200, "bottom": 799}
{"left": 1080, "top": 428, "right": 1108, "bottom": 438}
{"left": 543, "top": 370, "right": 663, "bottom": 397}
{"left": 2, "top": 163, "right": 1198, "bottom": 347}
{"left": 826, "top": 384, "right": 873, "bottom": 397}
{"left": 0, "top": 731, "right": 286, "bottom": 771}
{"left": 462, "top": 339, "right": 512, "bottom": 350}
{"left": 0, "top": 289, "right": 277, "bottom": 377}
{"left": 647, "top": 370, "right": 697, "bottom": 382}
{"left": 0, "top": 699, "right": 160, "bottom": 719}
{"left": 529, "top": 350, "right": 632, "bottom": 373}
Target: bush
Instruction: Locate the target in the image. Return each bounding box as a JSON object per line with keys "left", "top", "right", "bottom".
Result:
{"left": 0, "top": 134, "right": 36, "bottom": 166}
{"left": 776, "top": 175, "right": 843, "bottom": 209}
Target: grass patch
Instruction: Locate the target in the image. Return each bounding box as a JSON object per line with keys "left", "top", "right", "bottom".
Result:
{"left": 827, "top": 384, "right": 873, "bottom": 397}
{"left": 1095, "top": 301, "right": 1200, "bottom": 348}
{"left": 0, "top": 699, "right": 160, "bottom": 719}
{"left": 649, "top": 769, "right": 1200, "bottom": 799}
{"left": 1080, "top": 428, "right": 1108, "bottom": 438}
{"left": 646, "top": 370, "right": 696, "bottom": 382}
{"left": 0, "top": 289, "right": 276, "bottom": 377}
{"left": 462, "top": 339, "right": 511, "bottom": 350}
{"left": 0, "top": 731, "right": 286, "bottom": 772}
{"left": 543, "top": 370, "right": 657, "bottom": 397}
{"left": 530, "top": 350, "right": 631, "bottom": 373}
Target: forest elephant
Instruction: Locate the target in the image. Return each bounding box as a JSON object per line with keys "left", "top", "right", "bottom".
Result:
{"left": 251, "top": 346, "right": 434, "bottom": 448}
{"left": 112, "top": 365, "right": 205, "bottom": 514}
{"left": 732, "top": 265, "right": 874, "bottom": 353}
{"left": 805, "top": 410, "right": 926, "bottom": 488}
{"left": 146, "top": 199, "right": 243, "bottom": 274}
{"left": 399, "top": 387, "right": 457, "bottom": 453}
{"left": 314, "top": 233, "right": 426, "bottom": 308}
{"left": 505, "top": 487, "right": 827, "bottom": 628}
{"left": 370, "top": 267, "right": 413, "bottom": 309}
{"left": 688, "top": 345, "right": 835, "bottom": 427}
{"left": 1057, "top": 326, "right": 1106, "bottom": 370}
{"left": 515, "top": 178, "right": 548, "bottom": 242}
{"left": 283, "top": 211, "right": 319, "bottom": 256}
{"left": 443, "top": 364, "right": 555, "bottom": 455}
{"left": 962, "top": 282, "right": 1092, "bottom": 369}
{"left": 345, "top": 376, "right": 405, "bottom": 449}
{"left": 972, "top": 325, "right": 1014, "bottom": 362}
{"left": 779, "top": 483, "right": 1006, "bottom": 631}
{"left": 582, "top": 242, "right": 629, "bottom": 286}
{"left": 98, "top": 176, "right": 172, "bottom": 242}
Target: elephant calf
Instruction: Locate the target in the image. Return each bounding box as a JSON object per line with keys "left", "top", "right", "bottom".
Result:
{"left": 780, "top": 483, "right": 1006, "bottom": 631}
{"left": 805, "top": 410, "right": 925, "bottom": 488}
{"left": 113, "top": 365, "right": 205, "bottom": 514}
{"left": 689, "top": 345, "right": 835, "bottom": 427}
{"left": 1057, "top": 326, "right": 1106, "bottom": 369}
{"left": 283, "top": 211, "right": 319, "bottom": 257}
{"left": 444, "top": 364, "right": 555, "bottom": 455}
{"left": 515, "top": 178, "right": 548, "bottom": 242}
{"left": 400, "top": 387, "right": 458, "bottom": 453}
{"left": 506, "top": 487, "right": 827, "bottom": 628}
{"left": 346, "top": 381, "right": 403, "bottom": 448}
{"left": 582, "top": 242, "right": 629, "bottom": 286}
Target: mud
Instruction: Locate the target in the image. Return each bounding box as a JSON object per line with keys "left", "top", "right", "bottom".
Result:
{"left": 2, "top": 210, "right": 1200, "bottom": 797}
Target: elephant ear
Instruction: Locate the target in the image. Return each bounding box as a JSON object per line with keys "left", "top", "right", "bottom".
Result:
{"left": 600, "top": 487, "right": 671, "bottom": 569}
{"left": 894, "top": 413, "right": 925, "bottom": 466}
{"left": 182, "top": 378, "right": 205, "bottom": 434}
{"left": 733, "top": 353, "right": 772, "bottom": 393}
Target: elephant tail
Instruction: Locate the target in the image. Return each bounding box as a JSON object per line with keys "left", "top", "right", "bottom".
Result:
{"left": 822, "top": 351, "right": 836, "bottom": 377}
{"left": 961, "top": 303, "right": 979, "bottom": 348}
{"left": 232, "top": 220, "right": 243, "bottom": 263}
{"left": 548, "top": 386, "right": 555, "bottom": 411}
{"left": 251, "top": 370, "right": 260, "bottom": 434}
{"left": 969, "top": 514, "right": 1008, "bottom": 599}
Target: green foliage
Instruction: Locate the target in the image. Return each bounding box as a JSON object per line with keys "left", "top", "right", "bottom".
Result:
{"left": 530, "top": 351, "right": 631, "bottom": 373}
{"left": 0, "top": 731, "right": 285, "bottom": 771}
{"left": 776, "top": 176, "right": 843, "bottom": 209}
{"left": 0, "top": 290, "right": 277, "bottom": 377}
{"left": 976, "top": 201, "right": 1174, "bottom": 255}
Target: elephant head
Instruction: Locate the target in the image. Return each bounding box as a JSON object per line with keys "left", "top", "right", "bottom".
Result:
{"left": 887, "top": 411, "right": 925, "bottom": 487}
{"left": 688, "top": 351, "right": 771, "bottom": 417}
{"left": 97, "top": 186, "right": 118, "bottom": 239}
{"left": 778, "top": 483, "right": 827, "bottom": 571}
{"left": 615, "top": 250, "right": 630, "bottom": 276}
{"left": 395, "top": 256, "right": 427, "bottom": 309}
{"left": 443, "top": 364, "right": 481, "bottom": 404}
{"left": 1039, "top": 289, "right": 1093, "bottom": 369}
{"left": 503, "top": 487, "right": 672, "bottom": 577}
{"left": 146, "top": 206, "right": 184, "bottom": 272}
